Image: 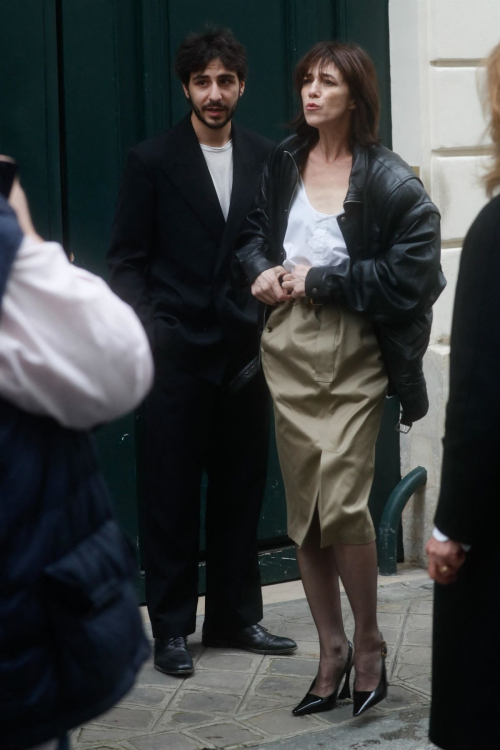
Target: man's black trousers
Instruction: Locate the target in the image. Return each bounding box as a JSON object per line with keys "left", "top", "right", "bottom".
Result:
{"left": 141, "top": 353, "right": 270, "bottom": 639}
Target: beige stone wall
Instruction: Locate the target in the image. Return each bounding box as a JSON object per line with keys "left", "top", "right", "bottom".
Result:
{"left": 389, "top": 0, "right": 498, "bottom": 565}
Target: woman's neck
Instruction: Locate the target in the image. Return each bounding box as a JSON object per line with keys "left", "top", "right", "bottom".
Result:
{"left": 314, "top": 121, "right": 351, "bottom": 163}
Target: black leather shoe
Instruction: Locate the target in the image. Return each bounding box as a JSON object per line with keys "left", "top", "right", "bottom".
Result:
{"left": 292, "top": 641, "right": 354, "bottom": 716}
{"left": 154, "top": 637, "right": 194, "bottom": 676}
{"left": 202, "top": 623, "right": 297, "bottom": 655}
{"left": 352, "top": 637, "right": 388, "bottom": 717}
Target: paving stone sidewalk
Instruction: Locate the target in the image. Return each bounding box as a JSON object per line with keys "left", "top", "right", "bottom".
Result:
{"left": 71, "top": 574, "right": 435, "bottom": 750}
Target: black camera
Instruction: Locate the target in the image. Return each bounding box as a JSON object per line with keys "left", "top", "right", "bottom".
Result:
{"left": 0, "top": 159, "right": 17, "bottom": 198}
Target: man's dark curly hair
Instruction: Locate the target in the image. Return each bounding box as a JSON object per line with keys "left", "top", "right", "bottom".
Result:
{"left": 175, "top": 25, "right": 247, "bottom": 86}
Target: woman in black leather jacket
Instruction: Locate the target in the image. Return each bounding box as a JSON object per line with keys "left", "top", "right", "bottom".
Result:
{"left": 235, "top": 42, "right": 444, "bottom": 719}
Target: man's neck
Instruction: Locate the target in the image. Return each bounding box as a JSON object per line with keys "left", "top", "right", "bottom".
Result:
{"left": 191, "top": 112, "right": 232, "bottom": 148}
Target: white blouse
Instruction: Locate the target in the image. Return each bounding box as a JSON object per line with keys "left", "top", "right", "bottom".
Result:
{"left": 283, "top": 180, "right": 349, "bottom": 272}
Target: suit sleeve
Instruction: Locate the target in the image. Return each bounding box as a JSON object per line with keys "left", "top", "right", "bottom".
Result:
{"left": 434, "top": 202, "right": 500, "bottom": 545}
{"left": 107, "top": 147, "right": 156, "bottom": 346}
{"left": 305, "top": 178, "right": 443, "bottom": 321}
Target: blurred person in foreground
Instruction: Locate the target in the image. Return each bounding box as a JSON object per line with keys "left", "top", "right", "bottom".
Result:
{"left": 426, "top": 43, "right": 500, "bottom": 750}
{"left": 235, "top": 42, "right": 444, "bottom": 719}
{"left": 0, "top": 162, "right": 153, "bottom": 750}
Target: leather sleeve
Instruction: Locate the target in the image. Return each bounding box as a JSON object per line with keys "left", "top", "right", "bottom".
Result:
{"left": 434, "top": 200, "right": 500, "bottom": 545}
{"left": 107, "top": 148, "right": 156, "bottom": 347}
{"left": 305, "top": 178, "right": 443, "bottom": 321}
{"left": 233, "top": 157, "right": 279, "bottom": 286}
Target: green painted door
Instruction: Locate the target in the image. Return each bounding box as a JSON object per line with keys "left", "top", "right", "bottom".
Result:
{"left": 0, "top": 0, "right": 399, "bottom": 591}
{"left": 0, "top": 1, "right": 62, "bottom": 240}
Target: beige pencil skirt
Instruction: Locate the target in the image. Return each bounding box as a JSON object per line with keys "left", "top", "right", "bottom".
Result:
{"left": 261, "top": 299, "right": 388, "bottom": 548}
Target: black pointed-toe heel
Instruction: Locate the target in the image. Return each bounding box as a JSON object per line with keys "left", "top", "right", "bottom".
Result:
{"left": 292, "top": 641, "right": 353, "bottom": 716}
{"left": 352, "top": 637, "right": 388, "bottom": 717}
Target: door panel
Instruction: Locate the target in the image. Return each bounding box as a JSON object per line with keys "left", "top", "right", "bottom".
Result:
{"left": 57, "top": 1, "right": 144, "bottom": 546}
{"left": 58, "top": 0, "right": 142, "bottom": 275}
{"left": 340, "top": 0, "right": 392, "bottom": 145}
{"left": 0, "top": 0, "right": 62, "bottom": 239}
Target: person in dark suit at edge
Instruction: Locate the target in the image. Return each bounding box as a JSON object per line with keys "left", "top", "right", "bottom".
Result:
{"left": 426, "top": 41, "right": 500, "bottom": 750}
{"left": 107, "top": 26, "right": 297, "bottom": 676}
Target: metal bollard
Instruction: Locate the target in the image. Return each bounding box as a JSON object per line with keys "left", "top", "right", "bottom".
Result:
{"left": 378, "top": 466, "right": 428, "bottom": 576}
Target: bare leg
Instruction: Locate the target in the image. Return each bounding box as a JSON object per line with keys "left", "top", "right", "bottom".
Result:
{"left": 296, "top": 512, "right": 349, "bottom": 697}
{"left": 332, "top": 541, "right": 382, "bottom": 692}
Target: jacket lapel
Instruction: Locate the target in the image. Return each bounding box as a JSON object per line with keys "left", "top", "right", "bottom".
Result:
{"left": 163, "top": 114, "right": 226, "bottom": 244}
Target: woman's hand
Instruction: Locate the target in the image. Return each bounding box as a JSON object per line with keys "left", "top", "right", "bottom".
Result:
{"left": 251, "top": 266, "right": 289, "bottom": 305}
{"left": 426, "top": 536, "right": 466, "bottom": 585}
{"left": 282, "top": 264, "right": 312, "bottom": 300}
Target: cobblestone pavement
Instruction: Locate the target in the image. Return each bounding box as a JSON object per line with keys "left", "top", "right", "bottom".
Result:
{"left": 71, "top": 574, "right": 435, "bottom": 750}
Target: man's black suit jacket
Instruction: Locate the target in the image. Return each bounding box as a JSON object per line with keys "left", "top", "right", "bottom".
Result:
{"left": 107, "top": 114, "right": 274, "bottom": 383}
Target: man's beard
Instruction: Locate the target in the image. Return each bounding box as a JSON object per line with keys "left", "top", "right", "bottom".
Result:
{"left": 189, "top": 98, "right": 239, "bottom": 130}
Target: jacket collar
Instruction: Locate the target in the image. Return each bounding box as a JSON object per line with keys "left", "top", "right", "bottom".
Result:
{"left": 172, "top": 112, "right": 205, "bottom": 164}
{"left": 172, "top": 112, "right": 255, "bottom": 166}
{"left": 285, "top": 134, "right": 370, "bottom": 207}
{"left": 166, "top": 114, "right": 226, "bottom": 243}
{"left": 163, "top": 113, "right": 262, "bottom": 248}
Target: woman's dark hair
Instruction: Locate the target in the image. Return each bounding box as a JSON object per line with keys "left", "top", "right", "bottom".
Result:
{"left": 293, "top": 42, "right": 380, "bottom": 147}
{"left": 175, "top": 25, "right": 247, "bottom": 86}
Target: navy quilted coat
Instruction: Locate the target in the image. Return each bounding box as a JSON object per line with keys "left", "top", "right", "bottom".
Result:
{"left": 0, "top": 197, "right": 150, "bottom": 750}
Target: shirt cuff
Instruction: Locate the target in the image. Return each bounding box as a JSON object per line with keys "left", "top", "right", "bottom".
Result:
{"left": 432, "top": 527, "right": 449, "bottom": 543}
{"left": 304, "top": 266, "right": 326, "bottom": 302}
{"left": 433, "top": 527, "right": 471, "bottom": 552}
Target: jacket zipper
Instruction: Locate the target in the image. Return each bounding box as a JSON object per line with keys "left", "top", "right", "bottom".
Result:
{"left": 284, "top": 150, "right": 300, "bottom": 218}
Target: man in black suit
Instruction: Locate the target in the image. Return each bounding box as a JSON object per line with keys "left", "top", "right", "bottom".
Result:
{"left": 107, "top": 26, "right": 296, "bottom": 676}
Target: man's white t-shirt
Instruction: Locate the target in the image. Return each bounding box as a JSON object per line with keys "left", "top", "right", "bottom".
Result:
{"left": 200, "top": 140, "right": 233, "bottom": 220}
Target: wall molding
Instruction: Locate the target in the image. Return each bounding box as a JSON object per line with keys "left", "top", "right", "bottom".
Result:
{"left": 431, "top": 58, "right": 484, "bottom": 68}
{"left": 441, "top": 239, "right": 464, "bottom": 250}
{"left": 432, "top": 146, "right": 493, "bottom": 157}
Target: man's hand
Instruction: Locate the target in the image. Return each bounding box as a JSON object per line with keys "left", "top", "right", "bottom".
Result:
{"left": 282, "top": 264, "right": 311, "bottom": 300}
{"left": 251, "top": 266, "right": 289, "bottom": 305}
{"left": 426, "top": 536, "right": 466, "bottom": 585}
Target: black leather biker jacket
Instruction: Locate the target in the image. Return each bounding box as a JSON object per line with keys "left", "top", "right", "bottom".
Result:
{"left": 234, "top": 134, "right": 446, "bottom": 426}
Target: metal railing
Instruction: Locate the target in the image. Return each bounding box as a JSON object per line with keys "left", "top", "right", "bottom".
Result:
{"left": 378, "top": 466, "right": 428, "bottom": 576}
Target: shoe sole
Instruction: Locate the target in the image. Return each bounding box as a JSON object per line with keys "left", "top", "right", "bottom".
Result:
{"left": 292, "top": 701, "right": 336, "bottom": 716}
{"left": 202, "top": 638, "right": 298, "bottom": 655}
{"left": 154, "top": 663, "right": 194, "bottom": 677}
